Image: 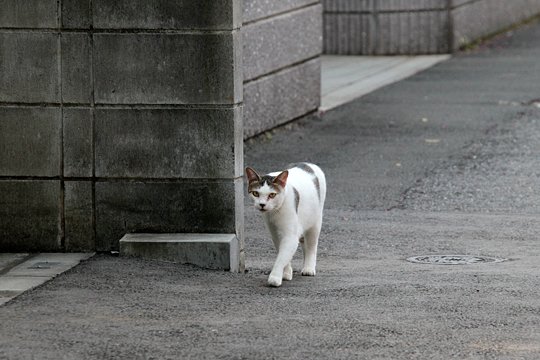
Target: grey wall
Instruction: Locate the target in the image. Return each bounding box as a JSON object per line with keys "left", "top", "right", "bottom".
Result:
{"left": 243, "top": 0, "right": 323, "bottom": 138}
{"left": 323, "top": 0, "right": 540, "bottom": 55}
{"left": 323, "top": 0, "right": 450, "bottom": 55}
{"left": 451, "top": 0, "right": 540, "bottom": 50}
{"left": 0, "top": 0, "right": 244, "bottom": 266}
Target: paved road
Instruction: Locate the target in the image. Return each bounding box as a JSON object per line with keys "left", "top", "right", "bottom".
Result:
{"left": 2, "top": 20, "right": 540, "bottom": 360}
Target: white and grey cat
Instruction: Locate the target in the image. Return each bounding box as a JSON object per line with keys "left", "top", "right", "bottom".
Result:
{"left": 246, "top": 163, "right": 326, "bottom": 287}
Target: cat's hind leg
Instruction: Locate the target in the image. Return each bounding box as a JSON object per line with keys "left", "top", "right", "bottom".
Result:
{"left": 301, "top": 223, "right": 321, "bottom": 276}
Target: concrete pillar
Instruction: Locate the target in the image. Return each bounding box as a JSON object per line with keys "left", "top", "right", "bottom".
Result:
{"left": 0, "top": 0, "right": 244, "bottom": 271}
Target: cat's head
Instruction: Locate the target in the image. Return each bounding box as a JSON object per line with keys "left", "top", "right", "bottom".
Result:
{"left": 245, "top": 167, "right": 288, "bottom": 213}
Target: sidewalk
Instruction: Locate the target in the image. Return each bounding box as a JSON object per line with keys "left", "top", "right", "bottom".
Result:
{"left": 0, "top": 253, "right": 93, "bottom": 305}
{"left": 321, "top": 54, "right": 450, "bottom": 111}
{"left": 1, "top": 20, "right": 540, "bottom": 360}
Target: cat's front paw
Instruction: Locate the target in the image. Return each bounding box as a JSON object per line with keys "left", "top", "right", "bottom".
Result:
{"left": 267, "top": 274, "right": 283, "bottom": 287}
{"left": 301, "top": 268, "right": 316, "bottom": 276}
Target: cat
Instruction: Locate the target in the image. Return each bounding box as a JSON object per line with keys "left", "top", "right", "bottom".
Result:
{"left": 245, "top": 163, "right": 326, "bottom": 287}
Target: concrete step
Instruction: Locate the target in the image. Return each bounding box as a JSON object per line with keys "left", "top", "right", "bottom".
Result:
{"left": 119, "top": 233, "right": 240, "bottom": 272}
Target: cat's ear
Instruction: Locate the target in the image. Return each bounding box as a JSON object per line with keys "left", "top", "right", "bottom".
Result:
{"left": 245, "top": 167, "right": 261, "bottom": 184}
{"left": 273, "top": 170, "right": 289, "bottom": 189}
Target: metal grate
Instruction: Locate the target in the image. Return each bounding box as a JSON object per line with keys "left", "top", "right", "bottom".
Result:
{"left": 27, "top": 262, "right": 62, "bottom": 270}
{"left": 406, "top": 255, "right": 507, "bottom": 265}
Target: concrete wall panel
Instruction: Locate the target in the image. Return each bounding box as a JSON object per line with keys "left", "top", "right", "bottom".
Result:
{"left": 243, "top": 4, "right": 322, "bottom": 81}
{"left": 92, "top": 0, "right": 242, "bottom": 30}
{"left": 62, "top": 0, "right": 91, "bottom": 29}
{"left": 94, "top": 33, "right": 241, "bottom": 105}
{"left": 244, "top": 59, "right": 320, "bottom": 138}
{"left": 94, "top": 108, "right": 242, "bottom": 179}
{"left": 0, "top": 180, "right": 61, "bottom": 251}
{"left": 63, "top": 108, "right": 93, "bottom": 178}
{"left": 0, "top": 33, "right": 59, "bottom": 103}
{"left": 244, "top": 0, "right": 319, "bottom": 23}
{"left": 64, "top": 181, "right": 94, "bottom": 251}
{"left": 0, "top": 0, "right": 58, "bottom": 28}
{"left": 0, "top": 108, "right": 61, "bottom": 177}
{"left": 61, "top": 33, "right": 92, "bottom": 104}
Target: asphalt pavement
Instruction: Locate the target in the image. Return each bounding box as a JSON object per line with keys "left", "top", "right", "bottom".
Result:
{"left": 1, "top": 19, "right": 540, "bottom": 360}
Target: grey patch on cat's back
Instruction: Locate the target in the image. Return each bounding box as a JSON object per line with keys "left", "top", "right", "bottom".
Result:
{"left": 290, "top": 162, "right": 321, "bottom": 201}
{"left": 289, "top": 162, "right": 315, "bottom": 175}
{"left": 313, "top": 176, "right": 321, "bottom": 201}
{"left": 293, "top": 186, "right": 300, "bottom": 213}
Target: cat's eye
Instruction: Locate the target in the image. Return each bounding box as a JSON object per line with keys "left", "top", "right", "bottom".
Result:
{"left": 251, "top": 191, "right": 259, "bottom": 197}
{"left": 268, "top": 193, "right": 277, "bottom": 199}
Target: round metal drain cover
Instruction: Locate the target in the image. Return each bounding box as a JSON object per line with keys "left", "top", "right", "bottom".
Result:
{"left": 407, "top": 255, "right": 506, "bottom": 265}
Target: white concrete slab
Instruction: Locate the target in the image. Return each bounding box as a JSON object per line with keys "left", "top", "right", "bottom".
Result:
{"left": 320, "top": 55, "right": 451, "bottom": 112}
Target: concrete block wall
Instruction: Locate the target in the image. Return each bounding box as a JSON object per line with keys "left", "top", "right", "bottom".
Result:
{"left": 0, "top": 0, "right": 244, "bottom": 267}
{"left": 451, "top": 0, "right": 540, "bottom": 50}
{"left": 243, "top": 0, "right": 323, "bottom": 138}
{"left": 323, "top": 0, "right": 540, "bottom": 55}
{"left": 323, "top": 0, "right": 450, "bottom": 55}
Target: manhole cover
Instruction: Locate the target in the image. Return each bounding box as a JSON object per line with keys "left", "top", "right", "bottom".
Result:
{"left": 27, "top": 261, "right": 62, "bottom": 269}
{"left": 406, "top": 255, "right": 506, "bottom": 265}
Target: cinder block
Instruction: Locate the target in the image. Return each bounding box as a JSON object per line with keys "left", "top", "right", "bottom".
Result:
{"left": 120, "top": 233, "right": 240, "bottom": 272}
{"left": 94, "top": 107, "right": 242, "bottom": 178}
{"left": 244, "top": 59, "right": 320, "bottom": 138}
{"left": 61, "top": 33, "right": 91, "bottom": 104}
{"left": 93, "top": 33, "right": 242, "bottom": 105}
{"left": 0, "top": 107, "right": 61, "bottom": 176}
{"left": 62, "top": 0, "right": 91, "bottom": 28}
{"left": 64, "top": 181, "right": 95, "bottom": 251}
{"left": 0, "top": 180, "right": 61, "bottom": 252}
{"left": 243, "top": 4, "right": 322, "bottom": 81}
{"left": 243, "top": 0, "right": 319, "bottom": 23}
{"left": 92, "top": 0, "right": 242, "bottom": 30}
{"left": 95, "top": 179, "right": 241, "bottom": 251}
{"left": 63, "top": 108, "right": 93, "bottom": 177}
{"left": 0, "top": 0, "right": 58, "bottom": 28}
{"left": 0, "top": 33, "right": 59, "bottom": 103}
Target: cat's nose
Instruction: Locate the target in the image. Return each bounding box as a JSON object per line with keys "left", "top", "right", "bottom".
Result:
{"left": 260, "top": 204, "right": 266, "bottom": 209}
